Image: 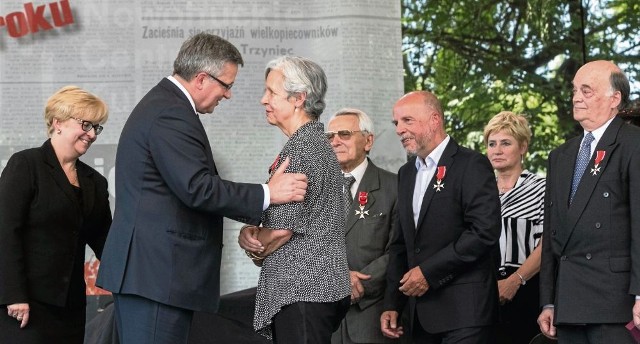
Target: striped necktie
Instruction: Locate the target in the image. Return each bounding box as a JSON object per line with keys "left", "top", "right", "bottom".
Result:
{"left": 344, "top": 174, "right": 356, "bottom": 216}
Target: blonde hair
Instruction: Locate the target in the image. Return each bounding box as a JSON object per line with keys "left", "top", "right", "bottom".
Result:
{"left": 483, "top": 111, "right": 531, "bottom": 148}
{"left": 45, "top": 86, "right": 108, "bottom": 136}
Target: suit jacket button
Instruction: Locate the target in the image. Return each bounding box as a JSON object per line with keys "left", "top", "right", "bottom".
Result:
{"left": 603, "top": 192, "right": 609, "bottom": 198}
{"left": 595, "top": 222, "right": 601, "bottom": 229}
{"left": 586, "top": 253, "right": 592, "bottom": 260}
{"left": 552, "top": 230, "right": 556, "bottom": 236}
{"left": 549, "top": 201, "right": 553, "bottom": 206}
{"left": 414, "top": 248, "right": 421, "bottom": 254}
{"left": 561, "top": 256, "right": 567, "bottom": 261}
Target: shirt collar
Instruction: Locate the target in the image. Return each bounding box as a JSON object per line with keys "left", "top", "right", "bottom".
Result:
{"left": 167, "top": 75, "right": 197, "bottom": 115}
{"left": 415, "top": 135, "right": 450, "bottom": 170}
{"left": 585, "top": 116, "right": 615, "bottom": 143}
{"left": 345, "top": 158, "right": 368, "bottom": 184}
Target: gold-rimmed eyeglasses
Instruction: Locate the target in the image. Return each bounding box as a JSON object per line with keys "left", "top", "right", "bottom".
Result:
{"left": 71, "top": 117, "right": 103, "bottom": 135}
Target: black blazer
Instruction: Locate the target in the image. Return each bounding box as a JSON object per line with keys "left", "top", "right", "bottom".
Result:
{"left": 384, "top": 138, "right": 501, "bottom": 333}
{"left": 0, "top": 139, "right": 112, "bottom": 307}
{"left": 540, "top": 116, "right": 640, "bottom": 324}
{"left": 97, "top": 78, "right": 264, "bottom": 313}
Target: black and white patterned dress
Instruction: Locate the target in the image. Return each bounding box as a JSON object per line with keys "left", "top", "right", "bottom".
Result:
{"left": 254, "top": 121, "right": 351, "bottom": 339}
{"left": 498, "top": 170, "right": 545, "bottom": 268}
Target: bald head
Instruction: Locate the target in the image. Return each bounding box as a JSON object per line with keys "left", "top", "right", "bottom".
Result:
{"left": 578, "top": 61, "right": 629, "bottom": 108}
{"left": 572, "top": 60, "right": 630, "bottom": 131}
{"left": 392, "top": 91, "right": 447, "bottom": 159}
{"left": 396, "top": 91, "right": 444, "bottom": 119}
{"left": 579, "top": 60, "right": 619, "bottom": 73}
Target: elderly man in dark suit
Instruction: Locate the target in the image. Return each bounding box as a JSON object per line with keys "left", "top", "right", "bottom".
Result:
{"left": 538, "top": 60, "right": 640, "bottom": 343}
{"left": 327, "top": 108, "right": 406, "bottom": 344}
{"left": 380, "top": 91, "right": 501, "bottom": 343}
{"left": 96, "top": 33, "right": 308, "bottom": 344}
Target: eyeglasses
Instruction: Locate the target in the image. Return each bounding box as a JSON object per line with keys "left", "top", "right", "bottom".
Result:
{"left": 325, "top": 130, "right": 362, "bottom": 140}
{"left": 71, "top": 117, "right": 103, "bottom": 135}
{"left": 206, "top": 72, "right": 234, "bottom": 91}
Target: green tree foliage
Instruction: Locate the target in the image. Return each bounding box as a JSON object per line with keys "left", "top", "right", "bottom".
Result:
{"left": 402, "top": 0, "right": 640, "bottom": 173}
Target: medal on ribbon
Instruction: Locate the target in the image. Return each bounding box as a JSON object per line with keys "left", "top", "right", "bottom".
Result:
{"left": 590, "top": 150, "right": 605, "bottom": 176}
{"left": 433, "top": 166, "right": 446, "bottom": 192}
{"left": 269, "top": 155, "right": 280, "bottom": 175}
{"left": 354, "top": 191, "right": 369, "bottom": 219}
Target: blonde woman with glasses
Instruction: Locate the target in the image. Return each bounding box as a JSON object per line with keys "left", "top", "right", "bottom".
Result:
{"left": 0, "top": 85, "right": 112, "bottom": 344}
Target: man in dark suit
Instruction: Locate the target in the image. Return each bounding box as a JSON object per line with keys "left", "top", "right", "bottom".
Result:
{"left": 380, "top": 91, "right": 501, "bottom": 343}
{"left": 327, "top": 108, "right": 406, "bottom": 344}
{"left": 96, "top": 34, "right": 308, "bottom": 344}
{"left": 538, "top": 60, "right": 640, "bottom": 343}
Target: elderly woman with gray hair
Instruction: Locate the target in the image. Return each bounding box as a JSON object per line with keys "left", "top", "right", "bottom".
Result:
{"left": 238, "top": 56, "right": 351, "bottom": 343}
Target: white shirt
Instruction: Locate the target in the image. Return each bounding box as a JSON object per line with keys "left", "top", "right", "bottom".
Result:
{"left": 413, "top": 135, "right": 450, "bottom": 227}
{"left": 582, "top": 116, "right": 615, "bottom": 157}
{"left": 343, "top": 158, "right": 369, "bottom": 199}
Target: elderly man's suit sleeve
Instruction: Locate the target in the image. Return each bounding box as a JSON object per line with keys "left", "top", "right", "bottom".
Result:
{"left": 540, "top": 151, "right": 558, "bottom": 307}
{"left": 384, "top": 209, "right": 409, "bottom": 312}
{"left": 148, "top": 104, "right": 263, "bottom": 222}
{"left": 628, "top": 137, "right": 640, "bottom": 295}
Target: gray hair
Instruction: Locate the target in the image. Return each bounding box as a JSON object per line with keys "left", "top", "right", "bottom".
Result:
{"left": 173, "top": 33, "right": 243, "bottom": 81}
{"left": 265, "top": 56, "right": 327, "bottom": 119}
{"left": 329, "top": 108, "right": 375, "bottom": 135}
{"left": 610, "top": 71, "right": 630, "bottom": 111}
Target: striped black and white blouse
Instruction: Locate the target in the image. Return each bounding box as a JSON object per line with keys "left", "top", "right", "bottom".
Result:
{"left": 498, "top": 171, "right": 546, "bottom": 268}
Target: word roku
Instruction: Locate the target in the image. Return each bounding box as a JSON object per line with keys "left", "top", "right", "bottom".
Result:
{"left": 0, "top": 0, "right": 74, "bottom": 39}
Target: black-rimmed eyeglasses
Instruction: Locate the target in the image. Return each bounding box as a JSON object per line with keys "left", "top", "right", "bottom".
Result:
{"left": 325, "top": 130, "right": 362, "bottom": 140}
{"left": 71, "top": 117, "right": 103, "bottom": 135}
{"left": 206, "top": 72, "right": 234, "bottom": 91}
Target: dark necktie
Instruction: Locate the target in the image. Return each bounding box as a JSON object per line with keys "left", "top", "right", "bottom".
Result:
{"left": 570, "top": 132, "right": 595, "bottom": 204}
{"left": 344, "top": 174, "right": 356, "bottom": 216}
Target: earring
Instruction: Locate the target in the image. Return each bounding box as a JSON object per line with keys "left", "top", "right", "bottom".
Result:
{"left": 57, "top": 129, "right": 61, "bottom": 134}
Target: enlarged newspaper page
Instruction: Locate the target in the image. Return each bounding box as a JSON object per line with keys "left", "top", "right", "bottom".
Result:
{"left": 0, "top": 0, "right": 404, "bottom": 295}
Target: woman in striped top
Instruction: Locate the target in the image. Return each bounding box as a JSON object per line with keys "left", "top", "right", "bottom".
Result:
{"left": 484, "top": 111, "right": 546, "bottom": 344}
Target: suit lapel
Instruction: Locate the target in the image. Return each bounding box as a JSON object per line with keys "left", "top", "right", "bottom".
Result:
{"left": 557, "top": 139, "right": 580, "bottom": 210}
{"left": 400, "top": 158, "right": 418, "bottom": 242}
{"left": 416, "top": 139, "right": 457, "bottom": 229}
{"left": 77, "top": 162, "right": 96, "bottom": 217}
{"left": 345, "top": 160, "right": 380, "bottom": 235}
{"left": 561, "top": 117, "right": 622, "bottom": 251}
